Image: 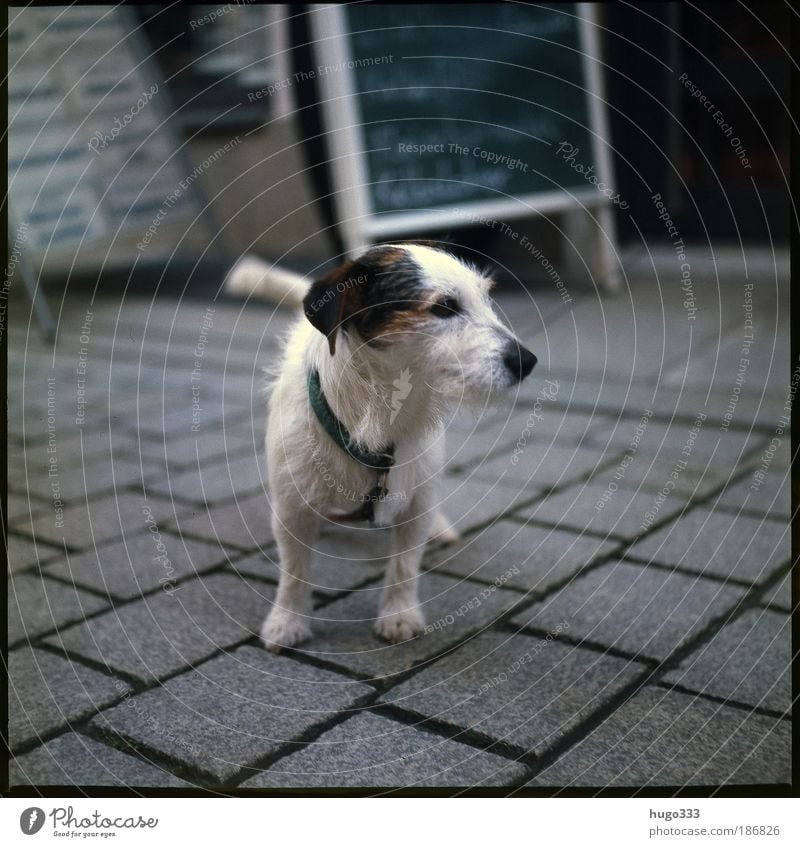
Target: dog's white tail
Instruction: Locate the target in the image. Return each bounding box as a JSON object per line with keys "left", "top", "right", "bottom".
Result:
{"left": 224, "top": 256, "right": 308, "bottom": 307}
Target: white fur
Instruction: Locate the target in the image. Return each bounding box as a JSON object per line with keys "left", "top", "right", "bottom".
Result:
{"left": 225, "top": 255, "right": 307, "bottom": 306}
{"left": 259, "top": 244, "right": 533, "bottom": 651}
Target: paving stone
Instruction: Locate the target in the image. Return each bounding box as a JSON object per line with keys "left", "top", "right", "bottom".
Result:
{"left": 243, "top": 711, "right": 528, "bottom": 788}
{"left": 117, "top": 396, "right": 180, "bottom": 431}
{"left": 595, "top": 451, "right": 733, "bottom": 499}
{"left": 90, "top": 645, "right": 372, "bottom": 783}
{"left": 8, "top": 382, "right": 84, "bottom": 446}
{"left": 381, "top": 632, "right": 645, "bottom": 756}
{"left": 443, "top": 392, "right": 601, "bottom": 468}
{"left": 589, "top": 417, "right": 765, "bottom": 468}
{"left": 459, "top": 442, "right": 616, "bottom": 493}
{"left": 536, "top": 280, "right": 694, "bottom": 383}
{"left": 147, "top": 452, "right": 267, "bottom": 505}
{"left": 297, "top": 573, "right": 524, "bottom": 681}
{"left": 160, "top": 334, "right": 270, "bottom": 383}
{"left": 663, "top": 314, "right": 789, "bottom": 397}
{"left": 445, "top": 406, "right": 508, "bottom": 436}
{"left": 703, "top": 387, "right": 787, "bottom": 432}
{"left": 518, "top": 478, "right": 687, "bottom": 541}
{"left": 663, "top": 608, "right": 791, "bottom": 714}
{"left": 566, "top": 411, "right": 662, "bottom": 455}
{"left": 226, "top": 410, "right": 270, "bottom": 445}
{"left": 89, "top": 299, "right": 224, "bottom": 343}
{"left": 425, "top": 521, "right": 616, "bottom": 595}
{"left": 89, "top": 294, "right": 292, "bottom": 346}
{"left": 627, "top": 507, "right": 790, "bottom": 585}
{"left": 444, "top": 420, "right": 513, "bottom": 468}
{"left": 529, "top": 687, "right": 791, "bottom": 786}
{"left": 436, "top": 473, "right": 532, "bottom": 534}
{"left": 43, "top": 531, "right": 232, "bottom": 600}
{"left": 76, "top": 394, "right": 168, "bottom": 434}
{"left": 759, "top": 571, "right": 792, "bottom": 612}
{"left": 118, "top": 361, "right": 260, "bottom": 396}
{"left": 6, "top": 494, "right": 50, "bottom": 524}
{"left": 48, "top": 572, "right": 274, "bottom": 683}
{"left": 462, "top": 405, "right": 615, "bottom": 458}
{"left": 126, "top": 380, "right": 257, "bottom": 440}
{"left": 20, "top": 492, "right": 189, "bottom": 550}
{"left": 146, "top": 427, "right": 257, "bottom": 469}
{"left": 8, "top": 254, "right": 791, "bottom": 791}
{"left": 92, "top": 343, "right": 171, "bottom": 382}
{"left": 144, "top": 367, "right": 248, "bottom": 398}
{"left": 168, "top": 491, "right": 274, "bottom": 551}
{"left": 9, "top": 452, "right": 155, "bottom": 502}
{"left": 532, "top": 377, "right": 662, "bottom": 420}
{"left": 714, "top": 464, "right": 791, "bottom": 520}
{"left": 6, "top": 534, "right": 62, "bottom": 573}
{"left": 561, "top": 377, "right": 784, "bottom": 431}
{"left": 512, "top": 561, "right": 748, "bottom": 661}
{"left": 14, "top": 424, "right": 151, "bottom": 464}
{"left": 9, "top": 732, "right": 190, "bottom": 787}
{"left": 232, "top": 525, "right": 388, "bottom": 597}
{"left": 9, "top": 573, "right": 110, "bottom": 646}
{"left": 9, "top": 647, "right": 130, "bottom": 750}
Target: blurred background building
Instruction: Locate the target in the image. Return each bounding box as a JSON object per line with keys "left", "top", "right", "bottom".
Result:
{"left": 7, "top": 2, "right": 790, "bottom": 311}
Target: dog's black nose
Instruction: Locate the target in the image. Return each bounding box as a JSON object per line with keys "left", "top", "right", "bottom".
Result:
{"left": 503, "top": 341, "right": 537, "bottom": 381}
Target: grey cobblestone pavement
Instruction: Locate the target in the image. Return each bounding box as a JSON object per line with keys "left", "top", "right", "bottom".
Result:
{"left": 5, "top": 247, "right": 792, "bottom": 792}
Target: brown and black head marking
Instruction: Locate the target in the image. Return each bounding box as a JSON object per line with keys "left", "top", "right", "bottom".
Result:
{"left": 303, "top": 245, "right": 432, "bottom": 354}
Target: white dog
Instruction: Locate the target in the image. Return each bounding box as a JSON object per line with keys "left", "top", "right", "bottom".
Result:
{"left": 229, "top": 243, "right": 536, "bottom": 651}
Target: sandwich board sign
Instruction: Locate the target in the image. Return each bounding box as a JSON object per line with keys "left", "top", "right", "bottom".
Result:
{"left": 308, "top": 3, "right": 620, "bottom": 286}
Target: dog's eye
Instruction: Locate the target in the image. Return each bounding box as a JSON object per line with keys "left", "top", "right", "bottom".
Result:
{"left": 430, "top": 297, "right": 460, "bottom": 318}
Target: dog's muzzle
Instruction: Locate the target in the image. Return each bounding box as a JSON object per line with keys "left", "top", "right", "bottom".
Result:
{"left": 503, "top": 340, "right": 537, "bottom": 381}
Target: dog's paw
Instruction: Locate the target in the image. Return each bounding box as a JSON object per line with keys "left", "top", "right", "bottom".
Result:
{"left": 374, "top": 608, "right": 425, "bottom": 644}
{"left": 260, "top": 610, "right": 312, "bottom": 653}
{"left": 428, "top": 510, "right": 460, "bottom": 546}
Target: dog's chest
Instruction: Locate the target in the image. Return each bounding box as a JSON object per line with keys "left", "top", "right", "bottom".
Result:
{"left": 317, "top": 441, "right": 424, "bottom": 527}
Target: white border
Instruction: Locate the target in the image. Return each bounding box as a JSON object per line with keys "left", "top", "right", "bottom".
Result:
{"left": 3, "top": 798, "right": 795, "bottom": 844}
{"left": 309, "top": 2, "right": 619, "bottom": 265}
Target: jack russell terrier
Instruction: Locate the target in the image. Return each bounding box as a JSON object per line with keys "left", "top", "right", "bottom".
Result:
{"left": 228, "top": 243, "right": 536, "bottom": 651}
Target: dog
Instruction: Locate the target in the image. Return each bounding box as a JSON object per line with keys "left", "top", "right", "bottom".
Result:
{"left": 229, "top": 243, "right": 537, "bottom": 651}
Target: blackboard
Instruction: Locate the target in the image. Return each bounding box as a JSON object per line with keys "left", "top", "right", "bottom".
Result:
{"left": 347, "top": 3, "right": 594, "bottom": 213}
{"left": 310, "top": 2, "right": 616, "bottom": 253}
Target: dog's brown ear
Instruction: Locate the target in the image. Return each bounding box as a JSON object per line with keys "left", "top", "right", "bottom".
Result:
{"left": 303, "top": 260, "right": 369, "bottom": 355}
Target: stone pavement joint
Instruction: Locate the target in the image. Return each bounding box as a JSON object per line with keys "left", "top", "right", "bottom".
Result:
{"left": 8, "top": 252, "right": 791, "bottom": 789}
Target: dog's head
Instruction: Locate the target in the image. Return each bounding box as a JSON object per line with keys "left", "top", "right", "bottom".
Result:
{"left": 303, "top": 243, "right": 536, "bottom": 401}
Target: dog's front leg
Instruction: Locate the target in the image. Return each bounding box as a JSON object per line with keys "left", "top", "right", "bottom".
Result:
{"left": 374, "top": 499, "right": 433, "bottom": 644}
{"left": 260, "top": 511, "right": 318, "bottom": 653}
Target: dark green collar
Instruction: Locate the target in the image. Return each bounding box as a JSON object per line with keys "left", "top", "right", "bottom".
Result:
{"left": 307, "top": 369, "right": 395, "bottom": 471}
